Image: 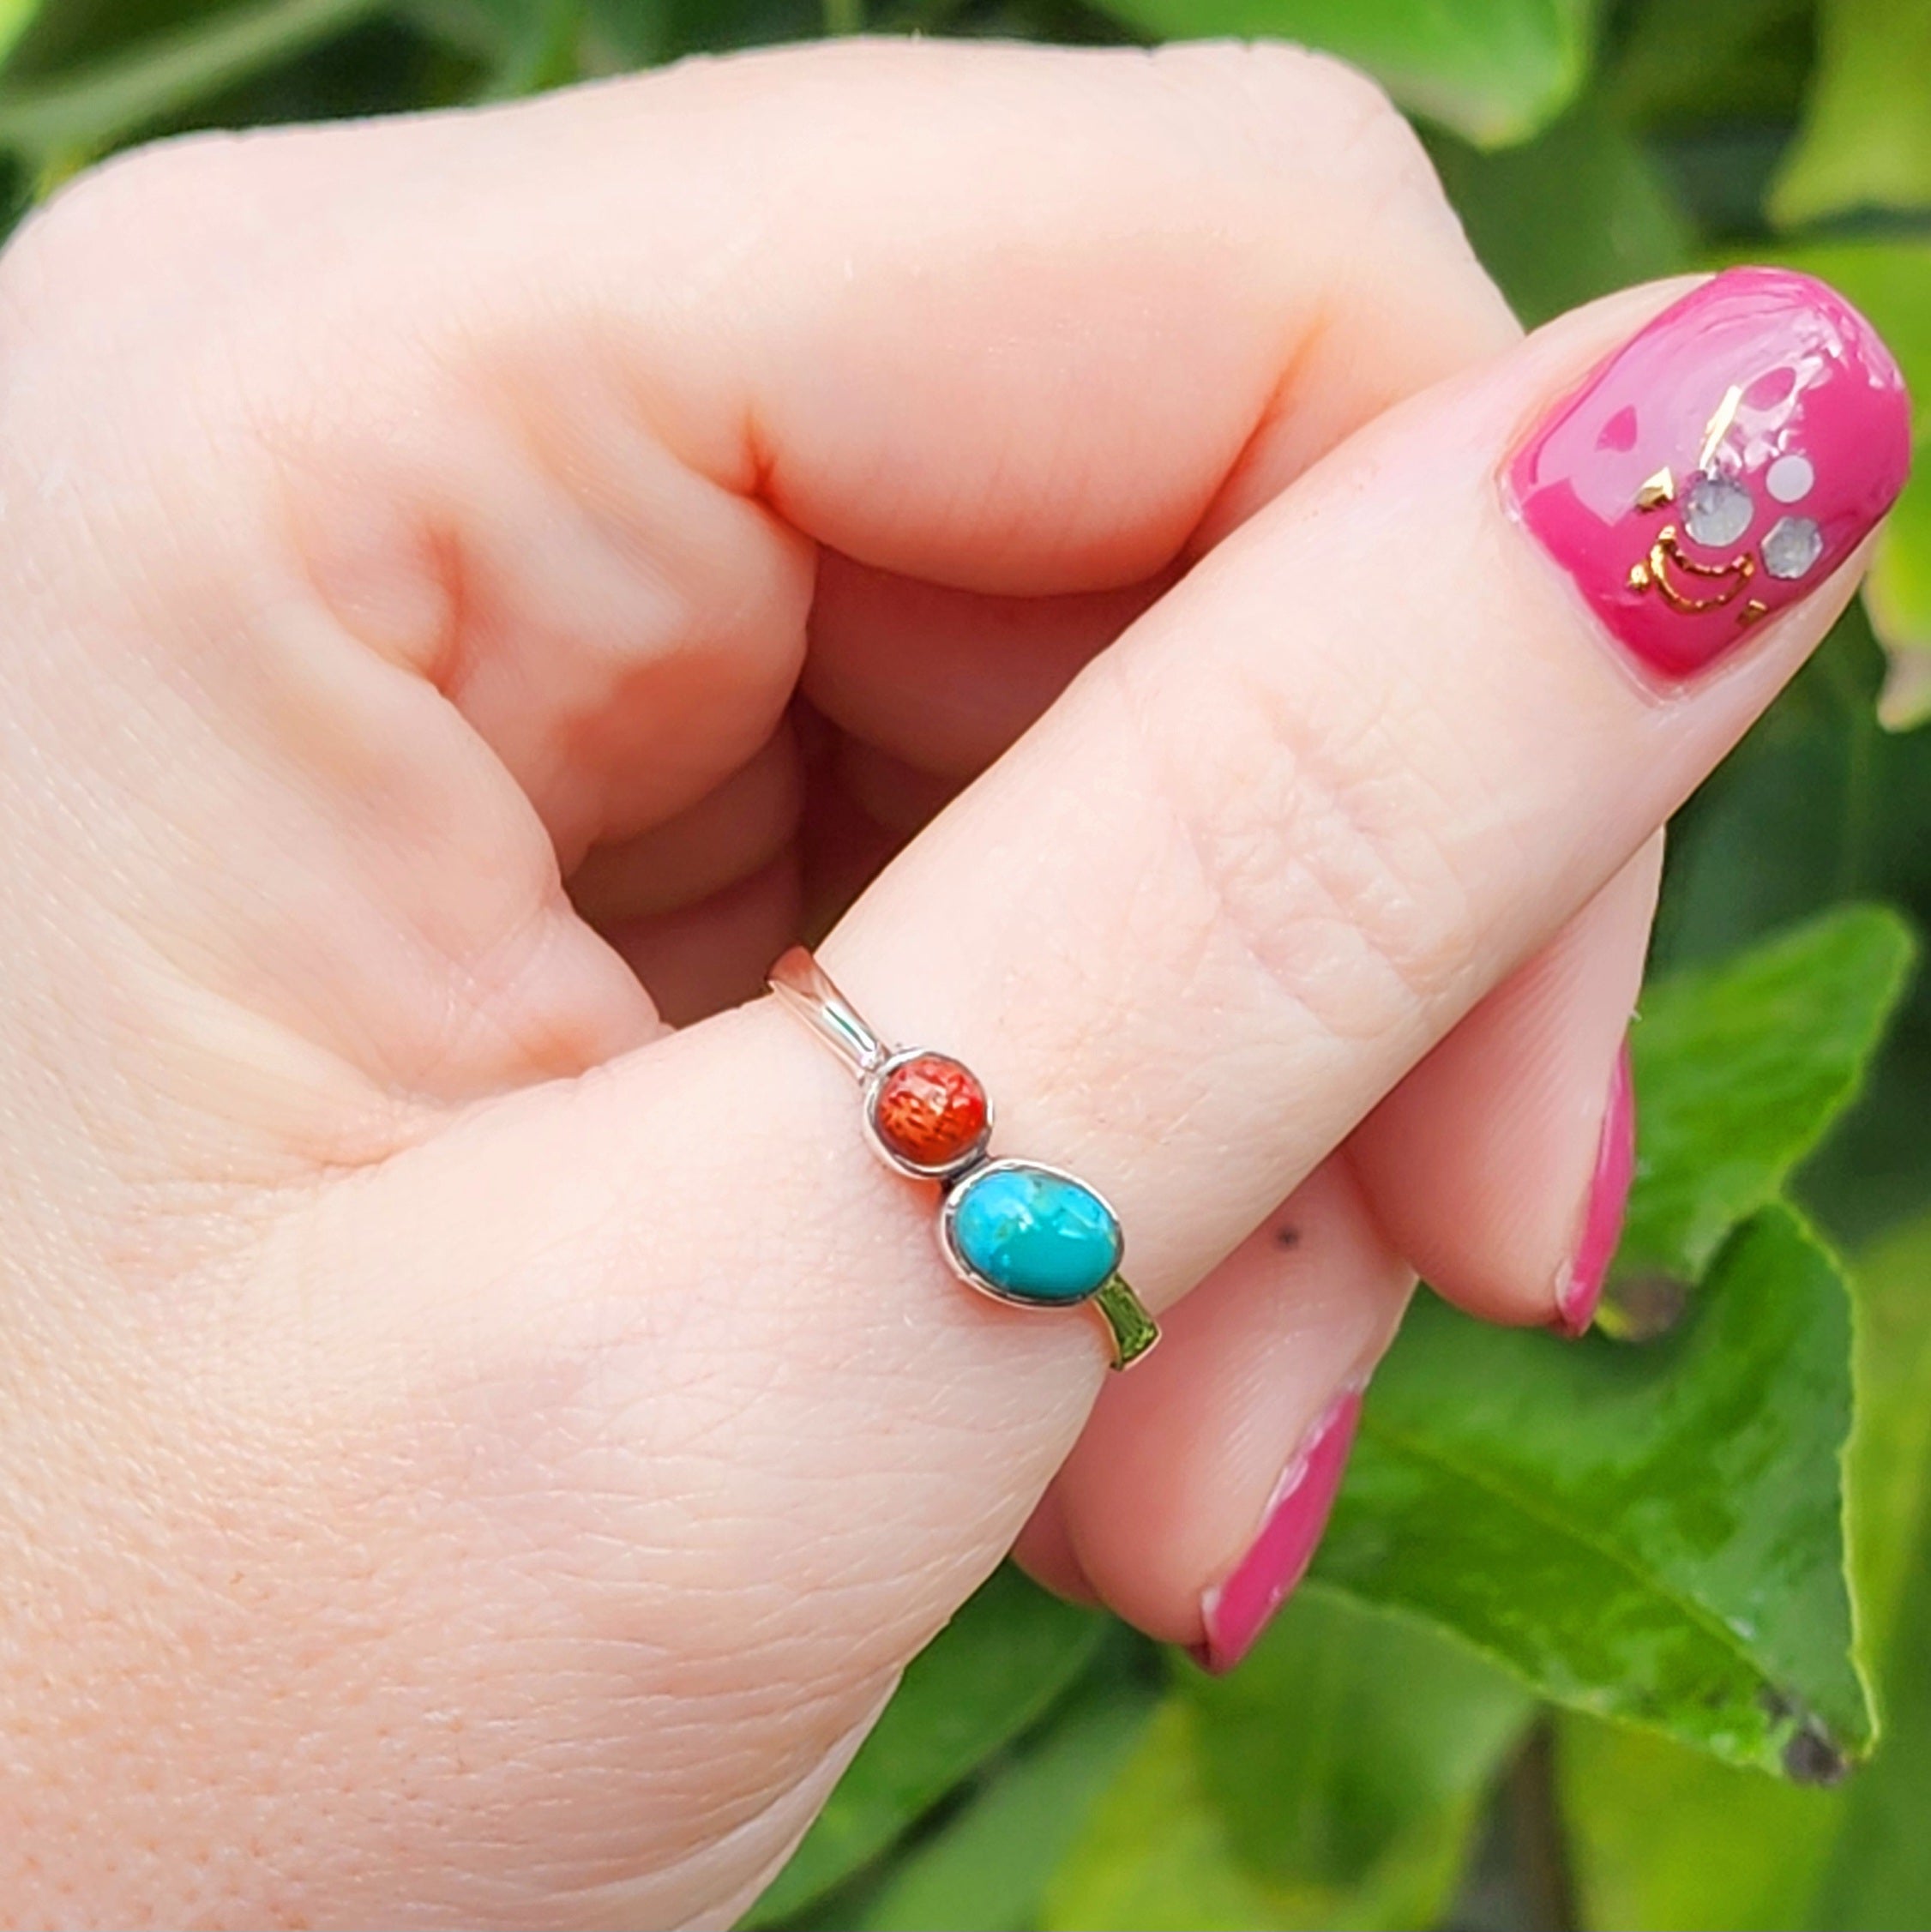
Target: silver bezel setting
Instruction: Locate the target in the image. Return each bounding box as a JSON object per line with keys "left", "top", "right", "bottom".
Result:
{"left": 935, "top": 1156, "right": 1124, "bottom": 1310}
{"left": 767, "top": 943, "right": 1158, "bottom": 1368}
{"left": 861, "top": 1046, "right": 995, "bottom": 1182}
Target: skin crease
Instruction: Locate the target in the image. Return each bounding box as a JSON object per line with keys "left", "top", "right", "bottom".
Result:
{"left": 0, "top": 39, "right": 1896, "bottom": 1932}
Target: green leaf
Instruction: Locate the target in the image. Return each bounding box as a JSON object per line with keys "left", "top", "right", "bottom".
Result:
{"left": 579, "top": 0, "right": 660, "bottom": 69}
{"left": 1042, "top": 1691, "right": 1486, "bottom": 1932}
{"left": 1313, "top": 1207, "right": 1868, "bottom": 1773}
{"left": 1185, "top": 1585, "right": 1533, "bottom": 1892}
{"left": 1561, "top": 1213, "right": 1931, "bottom": 1930}
{"left": 0, "top": 0, "right": 226, "bottom": 81}
{"left": 0, "top": 0, "right": 385, "bottom": 162}
{"left": 404, "top": 0, "right": 532, "bottom": 60}
{"left": 1044, "top": 1700, "right": 1297, "bottom": 1932}
{"left": 1770, "top": 0, "right": 1931, "bottom": 226}
{"left": 1809, "top": 1212, "right": 1931, "bottom": 1926}
{"left": 1608, "top": 0, "right": 1814, "bottom": 131}
{"left": 1617, "top": 906, "right": 1915, "bottom": 1291}
{"left": 1808, "top": 1535, "right": 1931, "bottom": 1926}
{"left": 1649, "top": 619, "right": 1931, "bottom": 1243}
{"left": 854, "top": 1676, "right": 1157, "bottom": 1932}
{"left": 1075, "top": 0, "right": 1597, "bottom": 147}
{"left": 1842, "top": 1214, "right": 1931, "bottom": 1654}
{"left": 1430, "top": 98, "right": 1694, "bottom": 328}
{"left": 405, "top": 0, "right": 584, "bottom": 92}
{"left": 1869, "top": 468, "right": 1931, "bottom": 729}
{"left": 1561, "top": 1718, "right": 1837, "bottom": 1930}
{"left": 599, "top": 0, "right": 815, "bottom": 65}
{"left": 1043, "top": 1592, "right": 1529, "bottom": 1930}
{"left": 0, "top": 0, "right": 40, "bottom": 70}
{"left": 746, "top": 1566, "right": 1108, "bottom": 1927}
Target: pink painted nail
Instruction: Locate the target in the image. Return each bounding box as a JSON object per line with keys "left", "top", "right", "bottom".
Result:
{"left": 1554, "top": 1039, "right": 1636, "bottom": 1338}
{"left": 1508, "top": 268, "right": 1910, "bottom": 682}
{"left": 1194, "top": 1387, "right": 1362, "bottom": 1675}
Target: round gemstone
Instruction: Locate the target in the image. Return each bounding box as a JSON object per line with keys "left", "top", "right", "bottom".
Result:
{"left": 871, "top": 1054, "right": 988, "bottom": 1170}
{"left": 1684, "top": 473, "right": 1754, "bottom": 548}
{"left": 1762, "top": 515, "right": 1823, "bottom": 581}
{"left": 1766, "top": 454, "right": 1815, "bottom": 503}
{"left": 945, "top": 1164, "right": 1122, "bottom": 1305}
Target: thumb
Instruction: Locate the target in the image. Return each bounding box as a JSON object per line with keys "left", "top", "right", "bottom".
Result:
{"left": 308, "top": 268, "right": 1905, "bottom": 1917}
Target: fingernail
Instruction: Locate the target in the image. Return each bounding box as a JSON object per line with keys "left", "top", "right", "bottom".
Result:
{"left": 1508, "top": 268, "right": 1910, "bottom": 682}
{"left": 1554, "top": 1038, "right": 1635, "bottom": 1338}
{"left": 1194, "top": 1387, "right": 1362, "bottom": 1674}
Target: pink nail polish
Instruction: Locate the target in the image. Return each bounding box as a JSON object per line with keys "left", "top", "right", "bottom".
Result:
{"left": 1194, "top": 1387, "right": 1362, "bottom": 1674}
{"left": 1508, "top": 268, "right": 1910, "bottom": 682}
{"left": 1555, "top": 1039, "right": 1635, "bottom": 1338}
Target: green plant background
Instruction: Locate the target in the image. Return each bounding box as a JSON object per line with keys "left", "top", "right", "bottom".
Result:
{"left": 6, "top": 3, "right": 1927, "bottom": 1928}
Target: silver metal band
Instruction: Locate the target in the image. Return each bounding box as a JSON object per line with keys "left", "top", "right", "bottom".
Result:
{"left": 769, "top": 946, "right": 887, "bottom": 1076}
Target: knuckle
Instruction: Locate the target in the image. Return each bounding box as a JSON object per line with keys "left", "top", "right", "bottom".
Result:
{"left": 1143, "top": 40, "right": 1463, "bottom": 252}
{"left": 1151, "top": 41, "right": 1423, "bottom": 177}
{"left": 1146, "top": 35, "right": 1384, "bottom": 118}
{"left": 1107, "top": 649, "right": 1480, "bottom": 1049}
{"left": 1296, "top": 53, "right": 1460, "bottom": 237}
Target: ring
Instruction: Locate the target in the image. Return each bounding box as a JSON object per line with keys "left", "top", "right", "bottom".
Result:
{"left": 768, "top": 946, "right": 1160, "bottom": 1370}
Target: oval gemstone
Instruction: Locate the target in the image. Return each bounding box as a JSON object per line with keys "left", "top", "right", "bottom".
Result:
{"left": 947, "top": 1165, "right": 1122, "bottom": 1305}
{"left": 872, "top": 1055, "right": 989, "bottom": 1169}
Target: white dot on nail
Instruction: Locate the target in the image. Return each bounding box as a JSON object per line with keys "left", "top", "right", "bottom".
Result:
{"left": 1767, "top": 454, "right": 1814, "bottom": 503}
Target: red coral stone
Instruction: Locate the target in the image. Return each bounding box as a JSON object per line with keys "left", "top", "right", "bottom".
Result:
{"left": 872, "top": 1055, "right": 989, "bottom": 1169}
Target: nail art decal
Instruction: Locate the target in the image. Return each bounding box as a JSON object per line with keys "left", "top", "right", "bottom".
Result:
{"left": 1508, "top": 268, "right": 1911, "bottom": 681}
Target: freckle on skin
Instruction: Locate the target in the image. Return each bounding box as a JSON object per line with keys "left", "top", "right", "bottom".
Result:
{"left": 1275, "top": 1223, "right": 1299, "bottom": 1248}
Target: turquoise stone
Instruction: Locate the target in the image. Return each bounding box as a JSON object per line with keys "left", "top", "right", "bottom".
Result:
{"left": 947, "top": 1164, "right": 1122, "bottom": 1305}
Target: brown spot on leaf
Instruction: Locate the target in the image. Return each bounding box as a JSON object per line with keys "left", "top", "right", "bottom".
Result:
{"left": 1783, "top": 1724, "right": 1850, "bottom": 1787}
{"left": 1602, "top": 1271, "right": 1691, "bottom": 1343}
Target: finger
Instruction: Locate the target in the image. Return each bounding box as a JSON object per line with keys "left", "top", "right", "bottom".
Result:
{"left": 26, "top": 38, "right": 1513, "bottom": 876}
{"left": 303, "top": 268, "right": 1906, "bottom": 1923}
{"left": 799, "top": 731, "right": 905, "bottom": 937}
{"left": 801, "top": 123, "right": 1519, "bottom": 779}
{"left": 1026, "top": 845, "right": 1658, "bottom": 1638}
{"left": 1009, "top": 1487, "right": 1098, "bottom": 1606}
{"left": 1348, "top": 833, "right": 1663, "bottom": 1330}
{"left": 600, "top": 849, "right": 803, "bottom": 1026}
{"left": 10, "top": 39, "right": 1525, "bottom": 1122}
{"left": 568, "top": 724, "right": 803, "bottom": 926}
{"left": 1044, "top": 1157, "right": 1410, "bottom": 1658}
{"left": 797, "top": 268, "right": 1901, "bottom": 1331}
{"left": 803, "top": 554, "right": 1175, "bottom": 781}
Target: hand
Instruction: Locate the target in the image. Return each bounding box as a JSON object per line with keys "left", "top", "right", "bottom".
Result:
{"left": 0, "top": 39, "right": 1905, "bottom": 1929}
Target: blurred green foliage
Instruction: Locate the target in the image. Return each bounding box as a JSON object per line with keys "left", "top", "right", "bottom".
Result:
{"left": 1, "top": 1, "right": 1926, "bottom": 1926}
